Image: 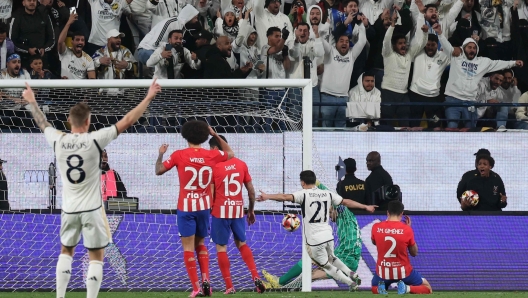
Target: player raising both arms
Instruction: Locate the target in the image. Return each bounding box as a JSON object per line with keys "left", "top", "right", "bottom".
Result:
{"left": 209, "top": 135, "right": 266, "bottom": 294}
{"left": 18, "top": 79, "right": 161, "bottom": 298}
{"left": 371, "top": 200, "right": 432, "bottom": 295}
{"left": 155, "top": 120, "right": 234, "bottom": 297}
{"left": 257, "top": 170, "right": 377, "bottom": 291}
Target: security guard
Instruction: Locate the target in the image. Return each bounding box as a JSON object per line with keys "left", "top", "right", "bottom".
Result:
{"left": 0, "top": 159, "right": 9, "bottom": 211}
{"left": 336, "top": 158, "right": 366, "bottom": 211}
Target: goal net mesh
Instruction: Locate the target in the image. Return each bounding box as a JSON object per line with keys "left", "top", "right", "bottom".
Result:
{"left": 0, "top": 82, "right": 354, "bottom": 292}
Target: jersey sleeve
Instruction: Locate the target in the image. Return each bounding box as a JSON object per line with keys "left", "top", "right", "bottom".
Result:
{"left": 292, "top": 190, "right": 305, "bottom": 204}
{"left": 91, "top": 126, "right": 118, "bottom": 149}
{"left": 162, "top": 151, "right": 178, "bottom": 170}
{"left": 407, "top": 226, "right": 416, "bottom": 247}
{"left": 371, "top": 222, "right": 379, "bottom": 243}
{"left": 212, "top": 149, "right": 229, "bottom": 163}
{"left": 242, "top": 162, "right": 252, "bottom": 183}
{"left": 44, "top": 127, "right": 63, "bottom": 148}
{"left": 331, "top": 192, "right": 344, "bottom": 206}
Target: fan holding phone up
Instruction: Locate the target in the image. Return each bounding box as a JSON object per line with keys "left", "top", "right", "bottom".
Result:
{"left": 145, "top": 29, "right": 201, "bottom": 79}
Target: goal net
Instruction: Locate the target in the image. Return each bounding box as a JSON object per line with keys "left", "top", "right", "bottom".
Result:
{"left": 0, "top": 79, "right": 351, "bottom": 293}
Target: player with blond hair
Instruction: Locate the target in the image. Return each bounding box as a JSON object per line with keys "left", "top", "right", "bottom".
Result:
{"left": 19, "top": 79, "right": 161, "bottom": 298}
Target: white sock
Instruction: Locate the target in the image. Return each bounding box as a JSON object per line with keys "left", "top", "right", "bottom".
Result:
{"left": 332, "top": 258, "right": 353, "bottom": 276}
{"left": 86, "top": 261, "right": 104, "bottom": 298}
{"left": 322, "top": 263, "right": 352, "bottom": 286}
{"left": 56, "top": 254, "right": 73, "bottom": 298}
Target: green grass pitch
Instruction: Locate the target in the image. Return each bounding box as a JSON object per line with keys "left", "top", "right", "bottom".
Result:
{"left": 2, "top": 292, "right": 528, "bottom": 298}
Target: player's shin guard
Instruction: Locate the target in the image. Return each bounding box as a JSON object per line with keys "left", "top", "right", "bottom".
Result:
{"left": 217, "top": 252, "right": 234, "bottom": 289}
{"left": 184, "top": 251, "right": 201, "bottom": 292}
{"left": 410, "top": 285, "right": 432, "bottom": 294}
{"left": 322, "top": 263, "right": 352, "bottom": 286}
{"left": 196, "top": 245, "right": 210, "bottom": 282}
{"left": 56, "top": 254, "right": 73, "bottom": 298}
{"left": 86, "top": 260, "right": 103, "bottom": 298}
{"left": 238, "top": 244, "right": 259, "bottom": 279}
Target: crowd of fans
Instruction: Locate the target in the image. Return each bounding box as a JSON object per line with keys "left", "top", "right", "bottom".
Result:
{"left": 0, "top": 0, "right": 527, "bottom": 129}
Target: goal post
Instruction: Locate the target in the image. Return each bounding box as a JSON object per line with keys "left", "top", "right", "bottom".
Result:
{"left": 0, "top": 79, "right": 316, "bottom": 292}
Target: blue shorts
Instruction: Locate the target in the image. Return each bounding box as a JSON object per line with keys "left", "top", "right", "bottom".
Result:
{"left": 177, "top": 210, "right": 210, "bottom": 238}
{"left": 371, "top": 269, "right": 423, "bottom": 288}
{"left": 211, "top": 216, "right": 246, "bottom": 245}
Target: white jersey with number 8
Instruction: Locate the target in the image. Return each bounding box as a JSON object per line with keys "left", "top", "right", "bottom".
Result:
{"left": 292, "top": 187, "right": 343, "bottom": 246}
{"left": 44, "top": 126, "right": 118, "bottom": 213}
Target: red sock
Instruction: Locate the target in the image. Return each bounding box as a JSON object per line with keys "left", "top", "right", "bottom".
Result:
{"left": 196, "top": 245, "right": 210, "bottom": 282}
{"left": 238, "top": 244, "right": 259, "bottom": 279}
{"left": 217, "top": 252, "right": 233, "bottom": 289}
{"left": 410, "top": 285, "right": 432, "bottom": 294}
{"left": 184, "top": 251, "right": 200, "bottom": 292}
{"left": 371, "top": 286, "right": 380, "bottom": 294}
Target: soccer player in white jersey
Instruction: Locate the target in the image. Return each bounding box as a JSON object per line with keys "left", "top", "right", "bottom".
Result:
{"left": 18, "top": 79, "right": 161, "bottom": 298}
{"left": 257, "top": 170, "right": 377, "bottom": 291}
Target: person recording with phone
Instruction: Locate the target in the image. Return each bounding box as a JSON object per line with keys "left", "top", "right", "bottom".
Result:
{"left": 288, "top": 0, "right": 307, "bottom": 28}
{"left": 146, "top": 29, "right": 201, "bottom": 79}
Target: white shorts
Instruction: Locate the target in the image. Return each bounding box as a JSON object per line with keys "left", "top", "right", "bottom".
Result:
{"left": 306, "top": 241, "right": 336, "bottom": 267}
{"left": 60, "top": 207, "right": 111, "bottom": 249}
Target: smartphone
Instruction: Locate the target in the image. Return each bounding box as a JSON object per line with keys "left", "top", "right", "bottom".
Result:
{"left": 69, "top": 7, "right": 77, "bottom": 14}
{"left": 165, "top": 44, "right": 173, "bottom": 51}
{"left": 254, "top": 60, "right": 264, "bottom": 70}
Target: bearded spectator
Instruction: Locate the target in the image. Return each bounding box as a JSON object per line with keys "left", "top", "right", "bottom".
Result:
{"left": 57, "top": 13, "right": 95, "bottom": 79}
{"left": 93, "top": 29, "right": 137, "bottom": 81}
{"left": 254, "top": 0, "right": 294, "bottom": 48}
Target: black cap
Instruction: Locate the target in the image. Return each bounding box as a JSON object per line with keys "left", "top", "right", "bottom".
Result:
{"left": 474, "top": 149, "right": 491, "bottom": 156}
{"left": 0, "top": 159, "right": 6, "bottom": 164}
{"left": 194, "top": 29, "right": 213, "bottom": 41}
{"left": 344, "top": 158, "right": 356, "bottom": 172}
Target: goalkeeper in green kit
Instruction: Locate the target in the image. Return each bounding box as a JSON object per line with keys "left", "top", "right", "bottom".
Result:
{"left": 262, "top": 180, "right": 364, "bottom": 289}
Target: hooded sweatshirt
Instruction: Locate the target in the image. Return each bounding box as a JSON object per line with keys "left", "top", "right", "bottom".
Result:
{"left": 138, "top": 4, "right": 199, "bottom": 51}
{"left": 147, "top": 0, "right": 185, "bottom": 28}
{"left": 444, "top": 38, "right": 517, "bottom": 101}
{"left": 409, "top": 33, "right": 453, "bottom": 97}
{"left": 288, "top": 9, "right": 325, "bottom": 87}
{"left": 232, "top": 22, "right": 263, "bottom": 79}
{"left": 253, "top": 0, "right": 295, "bottom": 48}
{"left": 347, "top": 73, "right": 381, "bottom": 120}
{"left": 306, "top": 5, "right": 331, "bottom": 42}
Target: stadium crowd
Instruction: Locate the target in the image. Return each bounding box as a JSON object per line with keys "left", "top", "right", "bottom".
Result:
{"left": 0, "top": 0, "right": 528, "bottom": 129}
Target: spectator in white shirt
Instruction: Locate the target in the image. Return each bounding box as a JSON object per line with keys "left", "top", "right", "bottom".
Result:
{"left": 444, "top": 37, "right": 522, "bottom": 129}
{"left": 0, "top": 54, "right": 31, "bottom": 101}
{"left": 147, "top": 0, "right": 181, "bottom": 27}
{"left": 500, "top": 69, "right": 521, "bottom": 104}
{"left": 514, "top": 91, "right": 528, "bottom": 129}
{"left": 232, "top": 17, "right": 264, "bottom": 79}
{"left": 146, "top": 29, "right": 201, "bottom": 79}
{"left": 253, "top": 0, "right": 295, "bottom": 48}
{"left": 289, "top": 22, "right": 324, "bottom": 127}
{"left": 92, "top": 29, "right": 138, "bottom": 80}
{"left": 380, "top": 11, "right": 427, "bottom": 127}
{"left": 319, "top": 24, "right": 366, "bottom": 127}
{"left": 85, "top": 0, "right": 131, "bottom": 55}
{"left": 347, "top": 71, "right": 381, "bottom": 126}
{"left": 214, "top": 7, "right": 242, "bottom": 42}
{"left": 57, "top": 13, "right": 95, "bottom": 79}
{"left": 409, "top": 24, "right": 453, "bottom": 127}
{"left": 0, "top": 0, "right": 12, "bottom": 24}
{"left": 260, "top": 26, "right": 291, "bottom": 132}
{"left": 475, "top": 72, "right": 508, "bottom": 129}
{"left": 137, "top": 4, "right": 199, "bottom": 64}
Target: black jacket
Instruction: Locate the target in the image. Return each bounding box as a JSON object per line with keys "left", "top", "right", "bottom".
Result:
{"left": 0, "top": 170, "right": 9, "bottom": 211}
{"left": 203, "top": 46, "right": 250, "bottom": 79}
{"left": 457, "top": 169, "right": 498, "bottom": 202}
{"left": 365, "top": 165, "right": 393, "bottom": 210}
{"left": 10, "top": 7, "right": 55, "bottom": 53}
{"left": 465, "top": 173, "right": 507, "bottom": 211}
{"left": 336, "top": 173, "right": 366, "bottom": 212}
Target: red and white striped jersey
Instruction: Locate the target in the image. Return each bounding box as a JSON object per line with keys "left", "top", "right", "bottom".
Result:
{"left": 163, "top": 147, "right": 228, "bottom": 212}
{"left": 371, "top": 220, "right": 415, "bottom": 280}
{"left": 211, "top": 157, "right": 252, "bottom": 218}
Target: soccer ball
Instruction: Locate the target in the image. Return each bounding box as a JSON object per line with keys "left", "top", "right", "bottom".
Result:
{"left": 461, "top": 190, "right": 479, "bottom": 206}
{"left": 282, "top": 214, "right": 301, "bottom": 232}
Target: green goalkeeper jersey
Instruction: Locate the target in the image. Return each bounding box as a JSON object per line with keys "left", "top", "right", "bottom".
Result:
{"left": 317, "top": 181, "right": 362, "bottom": 268}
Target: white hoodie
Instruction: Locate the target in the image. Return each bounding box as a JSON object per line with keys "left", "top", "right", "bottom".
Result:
{"left": 232, "top": 22, "right": 263, "bottom": 79}
{"left": 409, "top": 33, "right": 453, "bottom": 97}
{"left": 347, "top": 73, "right": 381, "bottom": 120}
{"left": 138, "top": 4, "right": 199, "bottom": 51}
{"left": 444, "top": 38, "right": 517, "bottom": 101}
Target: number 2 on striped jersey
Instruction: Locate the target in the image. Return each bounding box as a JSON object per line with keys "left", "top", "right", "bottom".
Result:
{"left": 384, "top": 236, "right": 397, "bottom": 258}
